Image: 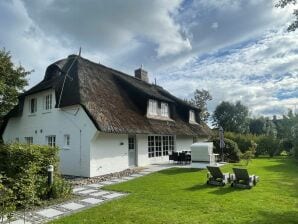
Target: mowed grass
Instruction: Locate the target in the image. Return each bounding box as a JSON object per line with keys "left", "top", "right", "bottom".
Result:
{"left": 51, "top": 158, "right": 298, "bottom": 224}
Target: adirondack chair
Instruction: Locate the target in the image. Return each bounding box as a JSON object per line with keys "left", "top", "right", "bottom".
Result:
{"left": 231, "top": 168, "right": 259, "bottom": 189}
{"left": 206, "top": 166, "right": 230, "bottom": 186}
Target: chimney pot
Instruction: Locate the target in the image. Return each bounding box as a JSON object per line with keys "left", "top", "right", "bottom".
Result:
{"left": 134, "top": 67, "right": 149, "bottom": 83}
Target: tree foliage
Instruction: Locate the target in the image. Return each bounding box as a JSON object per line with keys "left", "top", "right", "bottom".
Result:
{"left": 0, "top": 49, "right": 29, "bottom": 118}
{"left": 276, "top": 0, "right": 298, "bottom": 31}
{"left": 189, "top": 89, "right": 212, "bottom": 122}
{"left": 212, "top": 101, "right": 249, "bottom": 133}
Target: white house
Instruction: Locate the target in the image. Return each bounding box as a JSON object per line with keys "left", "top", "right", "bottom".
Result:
{"left": 1, "top": 55, "right": 211, "bottom": 177}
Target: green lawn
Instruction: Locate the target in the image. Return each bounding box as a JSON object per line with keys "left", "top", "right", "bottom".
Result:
{"left": 51, "top": 158, "right": 298, "bottom": 224}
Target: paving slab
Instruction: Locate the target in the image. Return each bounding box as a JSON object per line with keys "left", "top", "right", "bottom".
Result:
{"left": 73, "top": 187, "right": 87, "bottom": 193}
{"left": 110, "top": 178, "right": 125, "bottom": 183}
{"left": 102, "top": 192, "right": 124, "bottom": 199}
{"left": 90, "top": 191, "right": 110, "bottom": 197}
{"left": 122, "top": 176, "right": 135, "bottom": 180}
{"left": 11, "top": 219, "right": 32, "bottom": 224}
{"left": 77, "top": 189, "right": 99, "bottom": 195}
{"left": 60, "top": 202, "right": 85, "bottom": 211}
{"left": 130, "top": 174, "right": 143, "bottom": 177}
{"left": 80, "top": 198, "right": 104, "bottom": 204}
{"left": 100, "top": 181, "right": 116, "bottom": 185}
{"left": 87, "top": 183, "right": 103, "bottom": 188}
{"left": 36, "top": 208, "right": 64, "bottom": 218}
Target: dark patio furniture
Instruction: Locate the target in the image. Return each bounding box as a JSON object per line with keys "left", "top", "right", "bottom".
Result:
{"left": 206, "top": 166, "right": 230, "bottom": 186}
{"left": 231, "top": 168, "right": 259, "bottom": 189}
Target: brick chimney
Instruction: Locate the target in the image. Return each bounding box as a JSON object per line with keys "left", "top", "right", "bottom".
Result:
{"left": 134, "top": 65, "right": 149, "bottom": 83}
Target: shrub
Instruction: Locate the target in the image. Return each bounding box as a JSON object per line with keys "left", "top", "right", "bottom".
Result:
{"left": 51, "top": 176, "right": 72, "bottom": 199}
{"left": 255, "top": 136, "right": 280, "bottom": 157}
{"left": 0, "top": 143, "right": 72, "bottom": 208}
{"left": 224, "top": 132, "right": 260, "bottom": 153}
{"left": 0, "top": 174, "right": 16, "bottom": 223}
{"left": 213, "top": 138, "right": 241, "bottom": 162}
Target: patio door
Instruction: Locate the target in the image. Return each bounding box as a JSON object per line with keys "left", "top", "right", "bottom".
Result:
{"left": 128, "top": 136, "right": 137, "bottom": 167}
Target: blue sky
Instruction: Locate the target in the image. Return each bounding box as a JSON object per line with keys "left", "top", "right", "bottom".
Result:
{"left": 0, "top": 0, "right": 297, "bottom": 118}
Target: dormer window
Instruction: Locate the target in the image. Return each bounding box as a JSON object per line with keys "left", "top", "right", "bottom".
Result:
{"left": 147, "top": 99, "right": 170, "bottom": 118}
{"left": 148, "top": 99, "right": 158, "bottom": 116}
{"left": 160, "top": 102, "right": 169, "bottom": 117}
{"left": 189, "top": 110, "right": 196, "bottom": 123}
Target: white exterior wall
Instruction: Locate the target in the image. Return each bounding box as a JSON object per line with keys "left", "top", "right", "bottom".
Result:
{"left": 176, "top": 136, "right": 194, "bottom": 151}
{"left": 2, "top": 89, "right": 97, "bottom": 177}
{"left": 90, "top": 132, "right": 129, "bottom": 177}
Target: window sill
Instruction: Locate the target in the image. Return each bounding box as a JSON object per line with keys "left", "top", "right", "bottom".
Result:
{"left": 62, "top": 147, "right": 70, "bottom": 150}
{"left": 147, "top": 115, "right": 174, "bottom": 122}
{"left": 28, "top": 114, "right": 37, "bottom": 117}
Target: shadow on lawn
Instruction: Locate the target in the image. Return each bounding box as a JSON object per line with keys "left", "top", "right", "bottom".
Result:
{"left": 244, "top": 211, "right": 298, "bottom": 224}
{"left": 185, "top": 184, "right": 247, "bottom": 195}
{"left": 158, "top": 168, "right": 201, "bottom": 175}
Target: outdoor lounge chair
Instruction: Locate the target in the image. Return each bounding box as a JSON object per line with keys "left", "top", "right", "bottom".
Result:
{"left": 206, "top": 166, "right": 230, "bottom": 186}
{"left": 231, "top": 168, "right": 259, "bottom": 189}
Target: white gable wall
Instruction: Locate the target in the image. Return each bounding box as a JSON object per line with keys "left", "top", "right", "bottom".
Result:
{"left": 2, "top": 89, "right": 97, "bottom": 177}
{"left": 90, "top": 132, "right": 129, "bottom": 177}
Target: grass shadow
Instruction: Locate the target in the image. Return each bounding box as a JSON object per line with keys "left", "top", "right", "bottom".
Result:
{"left": 158, "top": 168, "right": 203, "bottom": 175}
{"left": 244, "top": 211, "right": 298, "bottom": 224}
{"left": 184, "top": 183, "right": 249, "bottom": 195}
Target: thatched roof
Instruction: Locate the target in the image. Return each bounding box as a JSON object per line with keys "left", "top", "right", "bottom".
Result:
{"left": 1, "top": 55, "right": 212, "bottom": 137}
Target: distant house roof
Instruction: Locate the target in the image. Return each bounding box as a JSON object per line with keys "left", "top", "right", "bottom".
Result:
{"left": 1, "top": 55, "right": 212, "bottom": 138}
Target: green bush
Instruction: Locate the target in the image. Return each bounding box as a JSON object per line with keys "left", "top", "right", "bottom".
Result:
{"left": 0, "top": 143, "right": 72, "bottom": 208}
{"left": 224, "top": 132, "right": 260, "bottom": 153}
{"left": 51, "top": 176, "right": 72, "bottom": 199}
{"left": 255, "top": 136, "right": 280, "bottom": 157}
{"left": 213, "top": 138, "right": 241, "bottom": 162}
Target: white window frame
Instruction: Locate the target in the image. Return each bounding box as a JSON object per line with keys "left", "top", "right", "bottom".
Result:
{"left": 46, "top": 135, "right": 56, "bottom": 147}
{"left": 44, "top": 94, "right": 52, "bottom": 111}
{"left": 148, "top": 135, "right": 175, "bottom": 158}
{"left": 160, "top": 102, "right": 169, "bottom": 117}
{"left": 64, "top": 134, "right": 70, "bottom": 148}
{"left": 29, "top": 98, "right": 37, "bottom": 114}
{"left": 24, "top": 137, "right": 33, "bottom": 145}
{"left": 189, "top": 110, "right": 196, "bottom": 123}
{"left": 148, "top": 99, "right": 158, "bottom": 116}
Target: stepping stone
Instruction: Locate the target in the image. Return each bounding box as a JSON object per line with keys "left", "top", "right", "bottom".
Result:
{"left": 100, "top": 181, "right": 115, "bottom": 185}
{"left": 11, "top": 220, "right": 31, "bottom": 224}
{"left": 80, "top": 198, "right": 104, "bottom": 204}
{"left": 36, "top": 208, "right": 64, "bottom": 218}
{"left": 87, "top": 183, "right": 103, "bottom": 188}
{"left": 122, "top": 176, "right": 135, "bottom": 180}
{"left": 60, "top": 202, "right": 85, "bottom": 211}
{"left": 73, "top": 187, "right": 86, "bottom": 193}
{"left": 130, "top": 174, "right": 143, "bottom": 177}
{"left": 78, "top": 189, "right": 99, "bottom": 195}
{"left": 110, "top": 178, "right": 125, "bottom": 183}
{"left": 90, "top": 191, "right": 110, "bottom": 197}
{"left": 102, "top": 192, "right": 124, "bottom": 199}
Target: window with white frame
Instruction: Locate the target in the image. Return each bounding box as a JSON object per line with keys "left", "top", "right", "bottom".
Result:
{"left": 46, "top": 135, "right": 56, "bottom": 147}
{"left": 44, "top": 94, "right": 52, "bottom": 111}
{"left": 189, "top": 110, "right": 196, "bottom": 123}
{"left": 25, "top": 137, "right": 33, "bottom": 145}
{"left": 160, "top": 102, "right": 169, "bottom": 117}
{"left": 15, "top": 137, "right": 19, "bottom": 143}
{"left": 148, "top": 99, "right": 158, "bottom": 116}
{"left": 30, "top": 98, "right": 37, "bottom": 114}
{"left": 148, "top": 135, "right": 175, "bottom": 158}
{"left": 64, "top": 135, "right": 70, "bottom": 148}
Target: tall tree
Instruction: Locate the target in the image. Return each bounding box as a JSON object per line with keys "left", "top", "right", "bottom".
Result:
{"left": 0, "top": 49, "right": 29, "bottom": 119}
{"left": 190, "top": 89, "right": 212, "bottom": 122}
{"left": 249, "top": 117, "right": 266, "bottom": 135}
{"left": 276, "top": 0, "right": 298, "bottom": 31}
{"left": 212, "top": 101, "right": 249, "bottom": 133}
